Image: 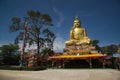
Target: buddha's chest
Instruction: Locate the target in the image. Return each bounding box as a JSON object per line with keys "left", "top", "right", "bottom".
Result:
{"left": 73, "top": 28, "right": 84, "bottom": 40}
{"left": 74, "top": 28, "right": 83, "bottom": 35}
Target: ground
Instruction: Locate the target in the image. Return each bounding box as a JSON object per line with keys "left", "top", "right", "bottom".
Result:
{"left": 0, "top": 69, "right": 120, "bottom": 80}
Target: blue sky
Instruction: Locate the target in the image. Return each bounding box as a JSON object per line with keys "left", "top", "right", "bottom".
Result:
{"left": 0, "top": 0, "right": 120, "bottom": 52}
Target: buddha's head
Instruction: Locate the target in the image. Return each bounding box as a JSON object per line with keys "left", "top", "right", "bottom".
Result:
{"left": 73, "top": 16, "right": 81, "bottom": 28}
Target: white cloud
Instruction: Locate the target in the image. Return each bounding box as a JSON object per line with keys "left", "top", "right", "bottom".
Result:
{"left": 0, "top": 41, "right": 12, "bottom": 47}
{"left": 18, "top": 42, "right": 37, "bottom": 52}
{"left": 53, "top": 7, "right": 64, "bottom": 27}
{"left": 18, "top": 36, "right": 66, "bottom": 52}
{"left": 0, "top": 37, "right": 65, "bottom": 53}
{"left": 53, "top": 36, "right": 65, "bottom": 52}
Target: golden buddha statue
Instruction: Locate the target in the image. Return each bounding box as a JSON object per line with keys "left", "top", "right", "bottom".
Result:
{"left": 65, "top": 16, "right": 91, "bottom": 46}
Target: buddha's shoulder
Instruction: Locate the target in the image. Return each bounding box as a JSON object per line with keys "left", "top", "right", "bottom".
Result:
{"left": 74, "top": 27, "right": 85, "bottom": 30}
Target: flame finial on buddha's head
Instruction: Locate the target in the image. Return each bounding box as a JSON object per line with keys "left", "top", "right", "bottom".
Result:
{"left": 74, "top": 16, "right": 80, "bottom": 23}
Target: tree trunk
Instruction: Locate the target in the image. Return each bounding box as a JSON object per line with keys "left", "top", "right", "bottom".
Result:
{"left": 37, "top": 41, "right": 40, "bottom": 54}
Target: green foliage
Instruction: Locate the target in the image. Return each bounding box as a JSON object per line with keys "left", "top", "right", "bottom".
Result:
{"left": 101, "top": 44, "right": 118, "bottom": 55}
{"left": 22, "top": 66, "right": 46, "bottom": 71}
{"left": 41, "top": 48, "right": 54, "bottom": 56}
{"left": 9, "top": 17, "right": 22, "bottom": 32}
{"left": 91, "top": 40, "right": 119, "bottom": 55}
{"left": 92, "top": 40, "right": 101, "bottom": 51}
{"left": 107, "top": 44, "right": 118, "bottom": 53}
{"left": 92, "top": 40, "right": 99, "bottom": 46}
{"left": 43, "top": 28, "right": 56, "bottom": 49}
{"left": 9, "top": 10, "right": 56, "bottom": 54}
{"left": 0, "top": 44, "right": 20, "bottom": 65}
{"left": 0, "top": 65, "right": 46, "bottom": 71}
{"left": 40, "top": 48, "right": 54, "bottom": 61}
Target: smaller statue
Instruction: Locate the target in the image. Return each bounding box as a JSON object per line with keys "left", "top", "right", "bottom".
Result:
{"left": 65, "top": 16, "right": 91, "bottom": 46}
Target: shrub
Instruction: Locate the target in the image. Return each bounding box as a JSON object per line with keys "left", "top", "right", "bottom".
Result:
{"left": 22, "top": 66, "right": 47, "bottom": 71}
{"left": 0, "top": 65, "right": 46, "bottom": 71}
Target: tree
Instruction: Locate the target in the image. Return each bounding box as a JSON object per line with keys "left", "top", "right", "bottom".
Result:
{"left": 9, "top": 10, "right": 55, "bottom": 54}
{"left": 43, "top": 28, "right": 56, "bottom": 49}
{"left": 101, "top": 44, "right": 118, "bottom": 55}
{"left": 92, "top": 40, "right": 101, "bottom": 51}
{"left": 41, "top": 48, "right": 54, "bottom": 59}
{"left": 0, "top": 44, "right": 20, "bottom": 65}
{"left": 107, "top": 44, "right": 118, "bottom": 55}
{"left": 101, "top": 46, "right": 107, "bottom": 54}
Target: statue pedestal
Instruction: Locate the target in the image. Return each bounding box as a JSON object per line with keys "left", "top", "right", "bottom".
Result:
{"left": 64, "top": 44, "right": 95, "bottom": 55}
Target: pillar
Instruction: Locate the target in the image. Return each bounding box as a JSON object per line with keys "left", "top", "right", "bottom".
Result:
{"left": 89, "top": 59, "right": 92, "bottom": 68}
{"left": 62, "top": 60, "right": 65, "bottom": 68}
{"left": 52, "top": 60, "right": 54, "bottom": 68}
{"left": 102, "top": 59, "right": 106, "bottom": 68}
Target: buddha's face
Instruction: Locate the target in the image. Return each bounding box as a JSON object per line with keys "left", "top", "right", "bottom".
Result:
{"left": 74, "top": 22, "right": 80, "bottom": 28}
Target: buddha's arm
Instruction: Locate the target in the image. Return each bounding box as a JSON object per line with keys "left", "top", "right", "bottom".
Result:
{"left": 70, "top": 30, "right": 74, "bottom": 39}
{"left": 83, "top": 28, "right": 87, "bottom": 37}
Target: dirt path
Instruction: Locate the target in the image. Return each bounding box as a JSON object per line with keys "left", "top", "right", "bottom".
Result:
{"left": 0, "top": 69, "right": 120, "bottom": 80}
